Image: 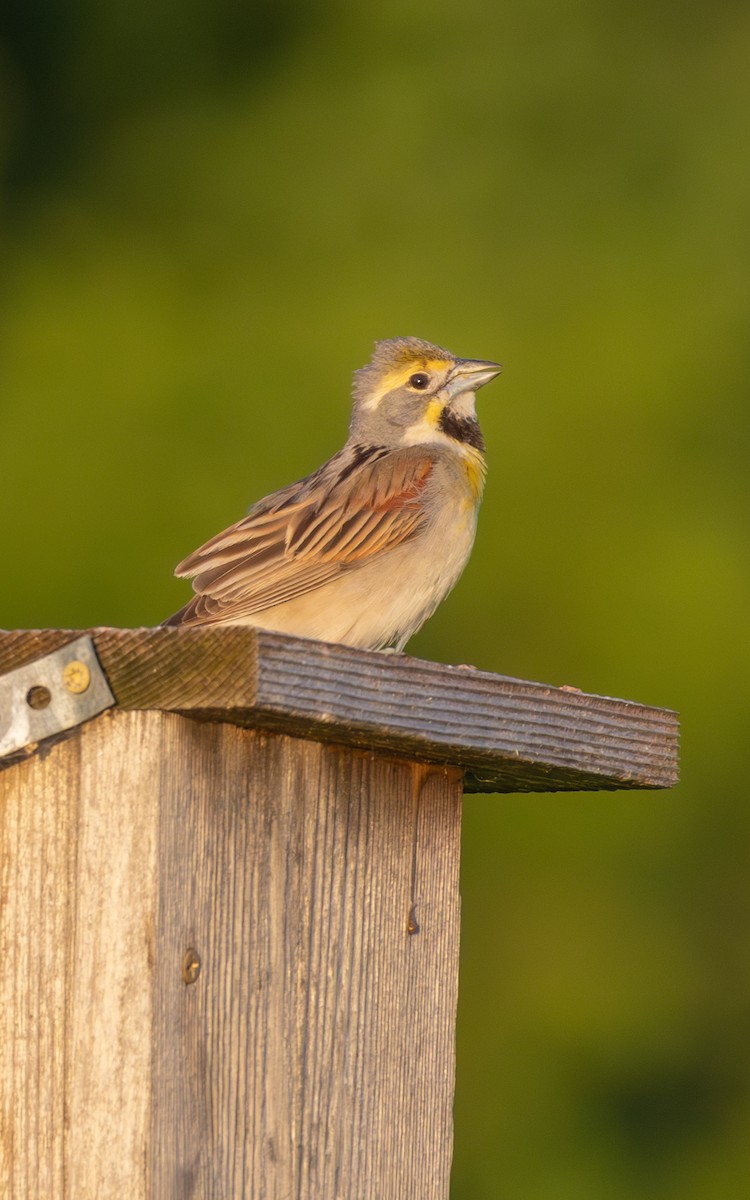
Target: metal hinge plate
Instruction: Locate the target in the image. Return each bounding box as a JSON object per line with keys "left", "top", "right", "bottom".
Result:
{"left": 0, "top": 635, "right": 115, "bottom": 760}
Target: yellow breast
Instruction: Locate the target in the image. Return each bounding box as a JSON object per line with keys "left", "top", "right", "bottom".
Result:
{"left": 463, "top": 448, "right": 487, "bottom": 504}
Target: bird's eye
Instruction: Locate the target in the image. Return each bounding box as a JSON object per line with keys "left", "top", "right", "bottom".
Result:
{"left": 409, "top": 373, "right": 429, "bottom": 389}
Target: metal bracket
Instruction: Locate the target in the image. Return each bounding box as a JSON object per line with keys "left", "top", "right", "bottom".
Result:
{"left": 0, "top": 635, "right": 115, "bottom": 760}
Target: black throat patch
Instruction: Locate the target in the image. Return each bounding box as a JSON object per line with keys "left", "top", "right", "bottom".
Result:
{"left": 438, "top": 409, "right": 485, "bottom": 452}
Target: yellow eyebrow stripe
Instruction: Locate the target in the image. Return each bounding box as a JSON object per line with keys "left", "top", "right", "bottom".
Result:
{"left": 364, "top": 359, "right": 452, "bottom": 410}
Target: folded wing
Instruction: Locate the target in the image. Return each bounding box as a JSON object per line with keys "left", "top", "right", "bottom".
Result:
{"left": 165, "top": 446, "right": 436, "bottom": 625}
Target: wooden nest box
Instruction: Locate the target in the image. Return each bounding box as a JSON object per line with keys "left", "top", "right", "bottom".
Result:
{"left": 0, "top": 626, "right": 678, "bottom": 1198}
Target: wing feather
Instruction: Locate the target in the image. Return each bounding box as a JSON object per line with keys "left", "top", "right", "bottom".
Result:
{"left": 166, "top": 446, "right": 437, "bottom": 626}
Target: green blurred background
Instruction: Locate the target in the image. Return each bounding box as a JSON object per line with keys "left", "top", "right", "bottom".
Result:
{"left": 2, "top": 1, "right": 748, "bottom": 1194}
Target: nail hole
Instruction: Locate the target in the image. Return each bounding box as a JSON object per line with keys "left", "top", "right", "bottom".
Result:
{"left": 26, "top": 686, "right": 52, "bottom": 710}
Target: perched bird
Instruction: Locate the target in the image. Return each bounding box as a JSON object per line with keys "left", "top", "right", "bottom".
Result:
{"left": 164, "top": 337, "right": 501, "bottom": 650}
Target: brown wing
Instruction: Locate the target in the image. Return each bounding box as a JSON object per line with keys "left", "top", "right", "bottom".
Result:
{"left": 165, "top": 446, "right": 436, "bottom": 626}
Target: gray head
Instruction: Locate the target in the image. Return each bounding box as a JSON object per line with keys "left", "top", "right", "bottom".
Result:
{"left": 349, "top": 336, "right": 501, "bottom": 452}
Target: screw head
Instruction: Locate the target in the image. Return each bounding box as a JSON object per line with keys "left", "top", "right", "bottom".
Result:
{"left": 26, "top": 685, "right": 52, "bottom": 710}
{"left": 63, "top": 660, "right": 91, "bottom": 695}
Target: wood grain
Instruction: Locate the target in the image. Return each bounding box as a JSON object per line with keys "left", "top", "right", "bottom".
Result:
{"left": 1, "top": 710, "right": 462, "bottom": 1199}
{"left": 0, "top": 711, "right": 159, "bottom": 1198}
{"left": 0, "top": 627, "right": 679, "bottom": 792}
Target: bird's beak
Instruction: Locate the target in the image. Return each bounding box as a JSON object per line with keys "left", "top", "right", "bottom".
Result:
{"left": 444, "top": 358, "right": 503, "bottom": 399}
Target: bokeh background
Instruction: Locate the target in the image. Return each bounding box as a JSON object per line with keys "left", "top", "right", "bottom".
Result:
{"left": 2, "top": 1, "right": 749, "bottom": 1195}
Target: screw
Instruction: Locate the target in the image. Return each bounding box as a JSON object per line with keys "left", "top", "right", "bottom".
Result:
{"left": 63, "top": 660, "right": 91, "bottom": 695}
{"left": 182, "top": 948, "right": 201, "bottom": 985}
{"left": 26, "top": 685, "right": 52, "bottom": 710}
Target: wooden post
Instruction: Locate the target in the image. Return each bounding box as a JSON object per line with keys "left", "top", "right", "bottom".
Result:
{"left": 0, "top": 628, "right": 678, "bottom": 1199}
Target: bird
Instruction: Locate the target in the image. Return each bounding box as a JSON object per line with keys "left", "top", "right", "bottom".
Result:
{"left": 163, "top": 336, "right": 501, "bottom": 651}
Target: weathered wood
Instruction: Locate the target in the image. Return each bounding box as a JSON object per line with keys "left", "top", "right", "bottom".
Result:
{"left": 0, "top": 627, "right": 679, "bottom": 791}
{"left": 0, "top": 710, "right": 462, "bottom": 1200}
{"left": 0, "top": 625, "right": 679, "bottom": 1195}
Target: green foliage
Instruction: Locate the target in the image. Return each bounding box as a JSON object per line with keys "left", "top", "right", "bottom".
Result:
{"left": 2, "top": 1, "right": 749, "bottom": 1193}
